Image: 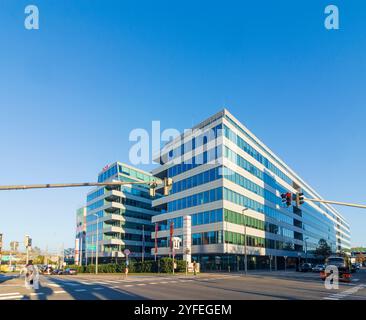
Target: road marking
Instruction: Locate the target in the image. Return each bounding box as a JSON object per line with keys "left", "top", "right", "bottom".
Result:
{"left": 124, "top": 285, "right": 134, "bottom": 287}
{"left": 105, "top": 280, "right": 120, "bottom": 284}
{"left": 0, "top": 292, "right": 20, "bottom": 297}
{"left": 49, "top": 284, "right": 61, "bottom": 288}
{"left": 30, "top": 292, "right": 45, "bottom": 296}
{"left": 0, "top": 295, "right": 23, "bottom": 300}
{"left": 74, "top": 289, "right": 87, "bottom": 292}
{"left": 353, "top": 279, "right": 360, "bottom": 282}
{"left": 137, "top": 283, "right": 146, "bottom": 286}
{"left": 54, "top": 290, "right": 66, "bottom": 294}
{"left": 93, "top": 287, "right": 104, "bottom": 290}
{"left": 149, "top": 282, "right": 157, "bottom": 285}
{"left": 323, "top": 284, "right": 366, "bottom": 300}
{"left": 160, "top": 281, "right": 169, "bottom": 284}
{"left": 80, "top": 282, "right": 93, "bottom": 285}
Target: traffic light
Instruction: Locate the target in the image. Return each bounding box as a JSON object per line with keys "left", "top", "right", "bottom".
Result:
{"left": 163, "top": 177, "right": 173, "bottom": 196}
{"left": 295, "top": 192, "right": 305, "bottom": 207}
{"left": 281, "top": 192, "right": 292, "bottom": 207}
{"left": 149, "top": 181, "right": 158, "bottom": 198}
{"left": 24, "top": 235, "right": 32, "bottom": 248}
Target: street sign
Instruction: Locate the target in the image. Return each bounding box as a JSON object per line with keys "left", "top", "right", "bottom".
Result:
{"left": 124, "top": 249, "right": 130, "bottom": 256}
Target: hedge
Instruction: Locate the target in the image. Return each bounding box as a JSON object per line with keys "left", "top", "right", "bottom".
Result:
{"left": 67, "top": 258, "right": 189, "bottom": 274}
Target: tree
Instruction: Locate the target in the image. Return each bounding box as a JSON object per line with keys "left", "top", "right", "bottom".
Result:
{"left": 314, "top": 239, "right": 332, "bottom": 260}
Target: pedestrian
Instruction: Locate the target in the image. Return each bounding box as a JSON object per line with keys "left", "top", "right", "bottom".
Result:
{"left": 20, "top": 260, "right": 39, "bottom": 290}
{"left": 193, "top": 260, "right": 197, "bottom": 276}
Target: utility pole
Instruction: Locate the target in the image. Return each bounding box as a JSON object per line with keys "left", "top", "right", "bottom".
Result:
{"left": 93, "top": 213, "right": 99, "bottom": 274}
{"left": 242, "top": 207, "right": 249, "bottom": 276}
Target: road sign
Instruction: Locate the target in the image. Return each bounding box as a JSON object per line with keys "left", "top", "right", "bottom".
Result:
{"left": 124, "top": 249, "right": 130, "bottom": 256}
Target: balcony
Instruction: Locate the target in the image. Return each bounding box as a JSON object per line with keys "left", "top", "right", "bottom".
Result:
{"left": 101, "top": 238, "right": 123, "bottom": 246}
{"left": 104, "top": 201, "right": 123, "bottom": 213}
{"left": 103, "top": 226, "right": 123, "bottom": 234}
{"left": 103, "top": 214, "right": 124, "bottom": 222}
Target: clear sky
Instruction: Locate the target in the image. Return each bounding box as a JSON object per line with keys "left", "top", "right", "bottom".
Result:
{"left": 0, "top": 0, "right": 365, "bottom": 252}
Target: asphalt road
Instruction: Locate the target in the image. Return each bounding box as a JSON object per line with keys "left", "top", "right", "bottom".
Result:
{"left": 0, "top": 269, "right": 366, "bottom": 300}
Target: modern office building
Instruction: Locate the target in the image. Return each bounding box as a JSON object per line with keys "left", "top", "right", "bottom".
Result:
{"left": 75, "top": 207, "right": 86, "bottom": 265}
{"left": 151, "top": 109, "right": 351, "bottom": 271}
{"left": 84, "top": 162, "right": 161, "bottom": 264}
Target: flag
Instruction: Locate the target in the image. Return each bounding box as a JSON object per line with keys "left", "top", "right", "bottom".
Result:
{"left": 142, "top": 225, "right": 145, "bottom": 262}
{"left": 154, "top": 223, "right": 158, "bottom": 261}
{"left": 169, "top": 221, "right": 174, "bottom": 256}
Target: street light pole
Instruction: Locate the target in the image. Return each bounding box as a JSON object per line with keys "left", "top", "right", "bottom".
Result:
{"left": 304, "top": 237, "right": 309, "bottom": 263}
{"left": 93, "top": 213, "right": 99, "bottom": 275}
{"left": 242, "top": 207, "right": 249, "bottom": 276}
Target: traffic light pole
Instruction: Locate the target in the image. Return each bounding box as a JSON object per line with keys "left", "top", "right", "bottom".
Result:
{"left": 0, "top": 180, "right": 163, "bottom": 191}
{"left": 304, "top": 198, "right": 366, "bottom": 210}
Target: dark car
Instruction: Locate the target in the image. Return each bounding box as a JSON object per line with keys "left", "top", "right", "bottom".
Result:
{"left": 312, "top": 264, "right": 325, "bottom": 272}
{"left": 64, "top": 268, "right": 77, "bottom": 275}
{"left": 299, "top": 263, "right": 313, "bottom": 272}
{"left": 51, "top": 269, "right": 63, "bottom": 275}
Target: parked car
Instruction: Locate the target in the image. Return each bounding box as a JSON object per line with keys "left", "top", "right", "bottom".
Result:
{"left": 51, "top": 269, "right": 63, "bottom": 275}
{"left": 42, "top": 267, "right": 53, "bottom": 275}
{"left": 321, "top": 256, "right": 352, "bottom": 282}
{"left": 351, "top": 264, "right": 359, "bottom": 273}
{"left": 312, "top": 264, "right": 325, "bottom": 272}
{"left": 299, "top": 263, "right": 313, "bottom": 272}
{"left": 64, "top": 268, "right": 77, "bottom": 275}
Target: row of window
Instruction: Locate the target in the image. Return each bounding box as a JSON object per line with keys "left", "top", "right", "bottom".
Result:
{"left": 224, "top": 146, "right": 287, "bottom": 195}
{"left": 171, "top": 166, "right": 221, "bottom": 194}
{"left": 224, "top": 209, "right": 294, "bottom": 239}
{"left": 87, "top": 199, "right": 105, "bottom": 212}
{"left": 122, "top": 197, "right": 160, "bottom": 212}
{"left": 224, "top": 231, "right": 297, "bottom": 251}
{"left": 222, "top": 167, "right": 281, "bottom": 206}
{"left": 165, "top": 124, "right": 223, "bottom": 163}
{"left": 192, "top": 231, "right": 223, "bottom": 245}
{"left": 223, "top": 125, "right": 292, "bottom": 186}
{"left": 87, "top": 188, "right": 105, "bottom": 203}
{"left": 98, "top": 165, "right": 118, "bottom": 183}
{"left": 167, "top": 146, "right": 222, "bottom": 178}
{"left": 158, "top": 209, "right": 223, "bottom": 231}
{"left": 223, "top": 187, "right": 294, "bottom": 225}
{"left": 167, "top": 187, "right": 223, "bottom": 212}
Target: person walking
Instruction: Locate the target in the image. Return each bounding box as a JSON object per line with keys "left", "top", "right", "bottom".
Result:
{"left": 193, "top": 260, "right": 197, "bottom": 276}
{"left": 20, "top": 260, "right": 39, "bottom": 289}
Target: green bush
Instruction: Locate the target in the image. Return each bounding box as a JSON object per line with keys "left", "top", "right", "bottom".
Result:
{"left": 67, "top": 259, "right": 189, "bottom": 273}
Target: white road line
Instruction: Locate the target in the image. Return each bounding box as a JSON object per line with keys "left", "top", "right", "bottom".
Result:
{"left": 30, "top": 292, "right": 45, "bottom": 296}
{"left": 93, "top": 287, "right": 104, "bottom": 290}
{"left": 74, "top": 289, "right": 87, "bottom": 292}
{"left": 353, "top": 279, "right": 360, "bottom": 282}
{"left": 149, "top": 282, "right": 157, "bottom": 285}
{"left": 323, "top": 297, "right": 339, "bottom": 300}
{"left": 105, "top": 280, "right": 120, "bottom": 284}
{"left": 54, "top": 290, "right": 66, "bottom": 294}
{"left": 0, "top": 295, "right": 23, "bottom": 300}
{"left": 137, "top": 283, "right": 146, "bottom": 286}
{"left": 49, "top": 284, "right": 61, "bottom": 288}
{"left": 124, "top": 285, "right": 134, "bottom": 287}
{"left": 0, "top": 292, "right": 20, "bottom": 297}
{"left": 160, "top": 281, "right": 169, "bottom": 284}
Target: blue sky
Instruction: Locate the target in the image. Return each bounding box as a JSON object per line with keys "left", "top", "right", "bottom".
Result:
{"left": 0, "top": 0, "right": 365, "bottom": 251}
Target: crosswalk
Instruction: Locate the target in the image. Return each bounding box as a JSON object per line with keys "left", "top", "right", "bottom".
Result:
{"left": 0, "top": 274, "right": 241, "bottom": 300}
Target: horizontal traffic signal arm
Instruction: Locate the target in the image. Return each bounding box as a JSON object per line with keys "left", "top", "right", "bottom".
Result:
{"left": 0, "top": 179, "right": 165, "bottom": 191}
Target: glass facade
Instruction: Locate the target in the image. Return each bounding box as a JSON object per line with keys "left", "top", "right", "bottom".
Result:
{"left": 152, "top": 109, "right": 351, "bottom": 270}
{"left": 84, "top": 162, "right": 161, "bottom": 263}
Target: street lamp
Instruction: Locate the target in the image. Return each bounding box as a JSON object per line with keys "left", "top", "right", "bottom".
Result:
{"left": 93, "top": 213, "right": 99, "bottom": 275}
{"left": 242, "top": 207, "right": 249, "bottom": 276}
{"left": 304, "top": 237, "right": 309, "bottom": 263}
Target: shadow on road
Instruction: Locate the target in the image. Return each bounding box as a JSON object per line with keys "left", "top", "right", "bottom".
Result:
{"left": 42, "top": 276, "right": 146, "bottom": 300}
